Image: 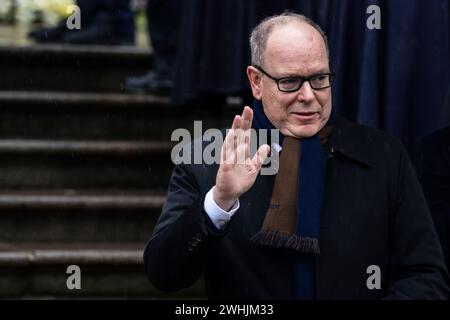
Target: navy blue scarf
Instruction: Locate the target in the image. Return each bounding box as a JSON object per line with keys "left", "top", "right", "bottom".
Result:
{"left": 250, "top": 99, "right": 333, "bottom": 299}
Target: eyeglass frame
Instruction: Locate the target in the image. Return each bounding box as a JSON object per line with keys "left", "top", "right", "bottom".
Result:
{"left": 253, "top": 65, "right": 335, "bottom": 92}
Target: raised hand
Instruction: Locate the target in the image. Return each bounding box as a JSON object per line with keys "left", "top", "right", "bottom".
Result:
{"left": 213, "top": 106, "right": 270, "bottom": 211}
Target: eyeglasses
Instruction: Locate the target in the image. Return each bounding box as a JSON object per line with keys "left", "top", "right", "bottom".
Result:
{"left": 254, "top": 65, "right": 335, "bottom": 92}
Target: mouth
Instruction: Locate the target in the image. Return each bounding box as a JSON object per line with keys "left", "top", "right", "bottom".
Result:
{"left": 290, "top": 111, "right": 319, "bottom": 122}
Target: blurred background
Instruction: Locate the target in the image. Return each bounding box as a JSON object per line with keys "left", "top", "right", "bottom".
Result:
{"left": 0, "top": 0, "right": 448, "bottom": 299}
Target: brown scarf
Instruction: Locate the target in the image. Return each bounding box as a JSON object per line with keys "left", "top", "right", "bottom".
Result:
{"left": 250, "top": 126, "right": 333, "bottom": 255}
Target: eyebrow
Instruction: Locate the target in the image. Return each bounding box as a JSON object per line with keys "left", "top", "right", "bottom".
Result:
{"left": 282, "top": 69, "right": 330, "bottom": 78}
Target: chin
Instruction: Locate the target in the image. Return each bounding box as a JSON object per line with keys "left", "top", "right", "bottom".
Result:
{"left": 287, "top": 123, "right": 322, "bottom": 139}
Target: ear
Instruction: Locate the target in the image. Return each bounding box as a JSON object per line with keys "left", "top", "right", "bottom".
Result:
{"left": 246, "top": 66, "right": 263, "bottom": 100}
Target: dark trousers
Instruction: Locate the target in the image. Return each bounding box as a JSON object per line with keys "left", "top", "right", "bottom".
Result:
{"left": 146, "top": 0, "right": 181, "bottom": 78}
{"left": 76, "top": 0, "right": 134, "bottom": 36}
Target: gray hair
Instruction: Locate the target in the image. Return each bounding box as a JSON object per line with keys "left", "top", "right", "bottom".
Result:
{"left": 249, "top": 12, "right": 329, "bottom": 67}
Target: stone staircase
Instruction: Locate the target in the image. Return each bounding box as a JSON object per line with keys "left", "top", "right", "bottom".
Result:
{"left": 0, "top": 44, "right": 238, "bottom": 298}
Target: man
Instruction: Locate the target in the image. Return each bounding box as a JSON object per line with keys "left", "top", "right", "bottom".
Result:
{"left": 124, "top": 0, "right": 180, "bottom": 94}
{"left": 144, "top": 13, "right": 449, "bottom": 299}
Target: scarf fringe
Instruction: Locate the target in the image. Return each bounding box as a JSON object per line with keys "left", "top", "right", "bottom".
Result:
{"left": 251, "top": 230, "right": 320, "bottom": 255}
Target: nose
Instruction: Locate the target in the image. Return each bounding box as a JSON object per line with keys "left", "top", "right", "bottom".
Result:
{"left": 296, "top": 81, "right": 315, "bottom": 103}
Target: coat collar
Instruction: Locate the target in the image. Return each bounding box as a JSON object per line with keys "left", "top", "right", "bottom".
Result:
{"left": 253, "top": 114, "right": 375, "bottom": 167}
{"left": 325, "top": 116, "right": 374, "bottom": 167}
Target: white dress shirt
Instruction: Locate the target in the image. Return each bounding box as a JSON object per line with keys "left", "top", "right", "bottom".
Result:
{"left": 203, "top": 186, "right": 240, "bottom": 230}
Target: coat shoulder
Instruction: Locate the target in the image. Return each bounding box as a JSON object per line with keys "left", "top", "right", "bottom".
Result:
{"left": 339, "top": 116, "right": 403, "bottom": 146}
{"left": 332, "top": 116, "right": 405, "bottom": 167}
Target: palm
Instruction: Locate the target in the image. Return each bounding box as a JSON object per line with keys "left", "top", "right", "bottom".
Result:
{"left": 216, "top": 150, "right": 261, "bottom": 196}
{"left": 214, "top": 106, "right": 270, "bottom": 208}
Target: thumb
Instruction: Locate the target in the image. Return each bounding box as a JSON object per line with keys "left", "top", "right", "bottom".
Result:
{"left": 252, "top": 144, "right": 270, "bottom": 169}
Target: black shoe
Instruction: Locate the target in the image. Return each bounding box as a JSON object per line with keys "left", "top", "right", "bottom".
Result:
{"left": 124, "top": 70, "right": 173, "bottom": 94}
{"left": 62, "top": 12, "right": 135, "bottom": 45}
{"left": 28, "top": 21, "right": 67, "bottom": 43}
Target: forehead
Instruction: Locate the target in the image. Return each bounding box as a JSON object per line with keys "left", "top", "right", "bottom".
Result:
{"left": 264, "top": 22, "right": 328, "bottom": 74}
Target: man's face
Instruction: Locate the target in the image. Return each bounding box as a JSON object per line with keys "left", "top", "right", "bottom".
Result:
{"left": 248, "top": 23, "right": 332, "bottom": 138}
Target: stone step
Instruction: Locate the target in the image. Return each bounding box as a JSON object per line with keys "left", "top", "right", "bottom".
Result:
{"left": 0, "top": 91, "right": 237, "bottom": 141}
{"left": 0, "top": 190, "right": 165, "bottom": 242}
{"left": 0, "top": 242, "right": 206, "bottom": 298}
{"left": 0, "top": 190, "right": 165, "bottom": 210}
{"left": 0, "top": 243, "right": 145, "bottom": 266}
{"left": 0, "top": 44, "right": 152, "bottom": 93}
{"left": 0, "top": 139, "right": 173, "bottom": 155}
{"left": 0, "top": 90, "right": 170, "bottom": 107}
{"left": 0, "top": 139, "right": 174, "bottom": 190}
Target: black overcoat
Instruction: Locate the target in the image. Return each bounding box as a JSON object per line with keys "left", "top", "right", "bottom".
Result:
{"left": 144, "top": 116, "right": 449, "bottom": 299}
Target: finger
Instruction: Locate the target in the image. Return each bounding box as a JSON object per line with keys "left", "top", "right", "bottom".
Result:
{"left": 241, "top": 106, "right": 253, "bottom": 131}
{"left": 244, "top": 133, "right": 250, "bottom": 160}
{"left": 233, "top": 115, "right": 242, "bottom": 130}
{"left": 223, "top": 115, "right": 239, "bottom": 162}
{"left": 225, "top": 116, "right": 238, "bottom": 147}
{"left": 222, "top": 128, "right": 236, "bottom": 164}
{"left": 252, "top": 144, "right": 270, "bottom": 169}
{"left": 235, "top": 127, "right": 247, "bottom": 164}
{"left": 236, "top": 124, "right": 245, "bottom": 147}
{"left": 232, "top": 114, "right": 242, "bottom": 130}
{"left": 234, "top": 132, "right": 238, "bottom": 162}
